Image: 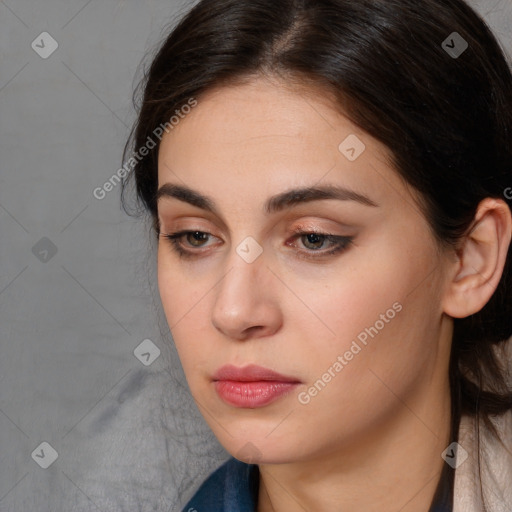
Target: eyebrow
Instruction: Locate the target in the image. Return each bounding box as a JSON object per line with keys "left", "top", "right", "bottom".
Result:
{"left": 156, "top": 183, "right": 379, "bottom": 215}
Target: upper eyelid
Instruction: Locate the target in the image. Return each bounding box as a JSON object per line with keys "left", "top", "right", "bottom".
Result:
{"left": 159, "top": 217, "right": 353, "bottom": 236}
{"left": 156, "top": 200, "right": 368, "bottom": 233}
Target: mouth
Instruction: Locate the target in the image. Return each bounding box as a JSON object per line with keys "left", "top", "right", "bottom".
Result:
{"left": 212, "top": 364, "right": 301, "bottom": 408}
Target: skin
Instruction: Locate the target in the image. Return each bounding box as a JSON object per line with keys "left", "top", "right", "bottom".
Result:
{"left": 156, "top": 76, "right": 512, "bottom": 512}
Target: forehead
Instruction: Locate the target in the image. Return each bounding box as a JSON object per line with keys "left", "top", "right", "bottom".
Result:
{"left": 156, "top": 77, "right": 409, "bottom": 214}
{"left": 162, "top": 77, "right": 344, "bottom": 142}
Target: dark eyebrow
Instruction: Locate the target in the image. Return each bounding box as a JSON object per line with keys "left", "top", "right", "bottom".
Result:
{"left": 156, "top": 183, "right": 379, "bottom": 215}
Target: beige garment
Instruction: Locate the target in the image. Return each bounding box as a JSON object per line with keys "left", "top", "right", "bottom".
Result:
{"left": 453, "top": 340, "right": 512, "bottom": 511}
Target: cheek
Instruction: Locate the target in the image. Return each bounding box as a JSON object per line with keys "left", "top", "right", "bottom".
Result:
{"left": 157, "top": 249, "right": 205, "bottom": 358}
{"left": 157, "top": 250, "right": 179, "bottom": 323}
{"left": 157, "top": 244, "right": 209, "bottom": 320}
{"left": 285, "top": 295, "right": 435, "bottom": 449}
{"left": 289, "top": 240, "right": 438, "bottom": 389}
{"left": 289, "top": 249, "right": 410, "bottom": 344}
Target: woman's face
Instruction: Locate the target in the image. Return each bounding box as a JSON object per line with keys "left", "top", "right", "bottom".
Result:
{"left": 156, "top": 77, "right": 453, "bottom": 464}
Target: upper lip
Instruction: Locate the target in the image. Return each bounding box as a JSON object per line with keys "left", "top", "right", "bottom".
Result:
{"left": 212, "top": 364, "right": 301, "bottom": 383}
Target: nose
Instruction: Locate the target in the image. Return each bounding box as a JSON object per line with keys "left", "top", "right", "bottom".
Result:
{"left": 211, "top": 246, "right": 282, "bottom": 341}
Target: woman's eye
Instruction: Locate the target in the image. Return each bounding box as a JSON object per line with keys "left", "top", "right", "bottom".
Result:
{"left": 159, "top": 229, "right": 354, "bottom": 260}
{"left": 290, "top": 231, "right": 354, "bottom": 259}
{"left": 182, "top": 231, "right": 211, "bottom": 247}
{"left": 159, "top": 230, "right": 215, "bottom": 258}
{"left": 299, "top": 232, "right": 331, "bottom": 250}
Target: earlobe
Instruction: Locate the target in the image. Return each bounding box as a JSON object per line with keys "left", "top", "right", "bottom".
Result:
{"left": 442, "top": 198, "right": 512, "bottom": 319}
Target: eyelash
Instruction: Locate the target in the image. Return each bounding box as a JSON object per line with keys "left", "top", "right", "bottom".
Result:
{"left": 159, "top": 227, "right": 354, "bottom": 261}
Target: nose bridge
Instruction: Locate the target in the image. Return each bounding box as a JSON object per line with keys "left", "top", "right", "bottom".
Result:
{"left": 211, "top": 235, "right": 278, "bottom": 337}
{"left": 216, "top": 235, "right": 266, "bottom": 306}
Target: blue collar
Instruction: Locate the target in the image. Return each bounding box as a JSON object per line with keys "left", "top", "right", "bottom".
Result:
{"left": 182, "top": 458, "right": 258, "bottom": 511}
{"left": 182, "top": 457, "right": 453, "bottom": 511}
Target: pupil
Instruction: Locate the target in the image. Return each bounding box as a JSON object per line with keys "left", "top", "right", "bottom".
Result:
{"left": 190, "top": 232, "right": 207, "bottom": 246}
{"left": 305, "top": 233, "right": 323, "bottom": 249}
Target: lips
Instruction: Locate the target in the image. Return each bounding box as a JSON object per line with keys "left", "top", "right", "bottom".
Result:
{"left": 212, "top": 364, "right": 301, "bottom": 408}
{"left": 213, "top": 364, "right": 299, "bottom": 382}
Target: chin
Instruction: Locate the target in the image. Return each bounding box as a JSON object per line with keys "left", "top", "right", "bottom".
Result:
{"left": 216, "top": 431, "right": 301, "bottom": 465}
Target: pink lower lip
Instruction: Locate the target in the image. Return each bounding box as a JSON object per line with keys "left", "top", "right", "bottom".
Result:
{"left": 214, "top": 380, "right": 299, "bottom": 408}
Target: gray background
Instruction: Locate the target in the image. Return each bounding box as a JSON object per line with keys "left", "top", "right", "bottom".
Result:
{"left": 0, "top": 1, "right": 511, "bottom": 511}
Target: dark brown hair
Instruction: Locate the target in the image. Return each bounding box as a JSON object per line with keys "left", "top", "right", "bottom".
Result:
{"left": 121, "top": 0, "right": 512, "bottom": 501}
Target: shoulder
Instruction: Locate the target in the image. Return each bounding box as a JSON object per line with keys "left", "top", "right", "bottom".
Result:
{"left": 181, "top": 457, "right": 259, "bottom": 512}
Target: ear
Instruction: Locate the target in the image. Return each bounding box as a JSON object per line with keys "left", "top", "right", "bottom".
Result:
{"left": 442, "top": 198, "right": 512, "bottom": 319}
